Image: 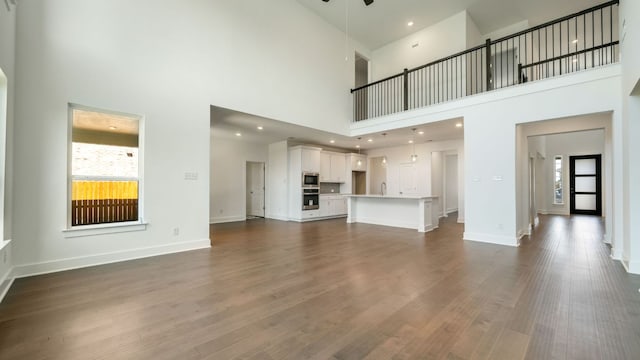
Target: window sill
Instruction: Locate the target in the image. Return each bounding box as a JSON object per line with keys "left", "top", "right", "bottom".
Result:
{"left": 62, "top": 221, "right": 148, "bottom": 238}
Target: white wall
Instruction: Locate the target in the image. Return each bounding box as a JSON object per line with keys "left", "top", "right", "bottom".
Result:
{"left": 466, "top": 13, "right": 483, "bottom": 48}
{"left": 528, "top": 135, "right": 547, "bottom": 215}
{"left": 540, "top": 130, "right": 605, "bottom": 216}
{"left": 267, "top": 141, "right": 289, "bottom": 221}
{"left": 1, "top": 3, "right": 15, "bottom": 242}
{"left": 10, "top": 0, "right": 366, "bottom": 275}
{"left": 210, "top": 136, "right": 268, "bottom": 223}
{"left": 445, "top": 154, "right": 459, "bottom": 213}
{"left": 0, "top": 2, "right": 16, "bottom": 300}
{"left": 620, "top": 0, "right": 640, "bottom": 272}
{"left": 366, "top": 139, "right": 464, "bottom": 219}
{"left": 370, "top": 11, "right": 469, "bottom": 81}
{"left": 351, "top": 65, "right": 622, "bottom": 249}
{"left": 483, "top": 20, "right": 530, "bottom": 41}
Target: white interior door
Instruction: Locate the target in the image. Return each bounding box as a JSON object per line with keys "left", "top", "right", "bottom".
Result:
{"left": 246, "top": 162, "right": 265, "bottom": 217}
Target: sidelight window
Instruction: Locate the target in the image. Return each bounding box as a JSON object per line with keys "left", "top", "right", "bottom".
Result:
{"left": 553, "top": 155, "right": 563, "bottom": 205}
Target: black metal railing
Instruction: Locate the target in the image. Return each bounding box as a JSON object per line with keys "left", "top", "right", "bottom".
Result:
{"left": 351, "top": 0, "right": 619, "bottom": 122}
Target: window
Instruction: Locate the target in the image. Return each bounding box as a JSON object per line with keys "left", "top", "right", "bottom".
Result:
{"left": 553, "top": 155, "right": 563, "bottom": 205}
{"left": 69, "top": 104, "right": 141, "bottom": 227}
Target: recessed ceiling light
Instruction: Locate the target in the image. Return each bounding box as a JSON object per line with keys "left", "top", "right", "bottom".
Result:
{"left": 257, "top": 126, "right": 263, "bottom": 130}
{"left": 418, "top": 131, "right": 424, "bottom": 135}
{"left": 408, "top": 140, "right": 414, "bottom": 144}
{"left": 330, "top": 140, "right": 335, "bottom": 144}
{"left": 456, "top": 123, "right": 463, "bottom": 128}
{"left": 408, "top": 21, "right": 414, "bottom": 27}
{"left": 109, "top": 126, "right": 117, "bottom": 130}
{"left": 356, "top": 145, "right": 360, "bottom": 148}
{"left": 367, "top": 138, "right": 373, "bottom": 142}
{"left": 235, "top": 132, "right": 242, "bottom": 137}
{"left": 572, "top": 39, "right": 578, "bottom": 44}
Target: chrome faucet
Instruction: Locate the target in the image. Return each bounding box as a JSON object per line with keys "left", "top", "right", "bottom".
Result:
{"left": 381, "top": 182, "right": 387, "bottom": 195}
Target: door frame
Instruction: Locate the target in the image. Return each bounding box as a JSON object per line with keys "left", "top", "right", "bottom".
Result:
{"left": 570, "top": 154, "right": 602, "bottom": 216}
{"left": 245, "top": 161, "right": 265, "bottom": 218}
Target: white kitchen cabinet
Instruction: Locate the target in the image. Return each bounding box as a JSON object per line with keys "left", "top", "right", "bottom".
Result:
{"left": 320, "top": 152, "right": 347, "bottom": 183}
{"left": 318, "top": 195, "right": 347, "bottom": 218}
{"left": 301, "top": 148, "right": 321, "bottom": 173}
{"left": 319, "top": 198, "right": 331, "bottom": 217}
{"left": 334, "top": 197, "right": 347, "bottom": 215}
{"left": 320, "top": 152, "right": 331, "bottom": 182}
{"left": 331, "top": 154, "right": 346, "bottom": 182}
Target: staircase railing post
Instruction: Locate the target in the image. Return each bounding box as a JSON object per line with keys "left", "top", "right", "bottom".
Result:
{"left": 485, "top": 38, "right": 492, "bottom": 91}
{"left": 403, "top": 68, "right": 409, "bottom": 111}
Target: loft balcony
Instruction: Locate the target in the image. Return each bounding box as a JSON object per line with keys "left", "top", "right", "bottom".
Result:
{"left": 351, "top": 1, "right": 619, "bottom": 122}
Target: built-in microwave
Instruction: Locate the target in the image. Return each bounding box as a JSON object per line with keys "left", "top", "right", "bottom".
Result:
{"left": 302, "top": 172, "right": 319, "bottom": 187}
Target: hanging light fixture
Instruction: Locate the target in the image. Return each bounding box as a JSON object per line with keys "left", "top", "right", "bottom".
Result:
{"left": 381, "top": 133, "right": 387, "bottom": 166}
{"left": 356, "top": 137, "right": 363, "bottom": 166}
{"left": 409, "top": 129, "right": 418, "bottom": 162}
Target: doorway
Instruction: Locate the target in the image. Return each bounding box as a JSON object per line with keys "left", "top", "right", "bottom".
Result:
{"left": 246, "top": 162, "right": 265, "bottom": 218}
{"left": 444, "top": 154, "right": 459, "bottom": 215}
{"left": 355, "top": 52, "right": 369, "bottom": 121}
{"left": 570, "top": 154, "right": 602, "bottom": 216}
{"left": 369, "top": 156, "right": 387, "bottom": 195}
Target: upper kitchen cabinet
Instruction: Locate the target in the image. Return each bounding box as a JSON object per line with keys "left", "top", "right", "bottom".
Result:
{"left": 320, "top": 151, "right": 347, "bottom": 183}
{"left": 295, "top": 146, "right": 321, "bottom": 173}
{"left": 302, "top": 148, "right": 321, "bottom": 173}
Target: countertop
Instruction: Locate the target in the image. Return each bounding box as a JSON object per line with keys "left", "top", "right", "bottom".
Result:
{"left": 345, "top": 194, "right": 438, "bottom": 200}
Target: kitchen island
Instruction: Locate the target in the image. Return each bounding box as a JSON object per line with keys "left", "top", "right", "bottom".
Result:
{"left": 346, "top": 195, "right": 439, "bottom": 232}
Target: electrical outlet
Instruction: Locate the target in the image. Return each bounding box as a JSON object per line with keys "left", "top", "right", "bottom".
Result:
{"left": 173, "top": 227, "right": 180, "bottom": 236}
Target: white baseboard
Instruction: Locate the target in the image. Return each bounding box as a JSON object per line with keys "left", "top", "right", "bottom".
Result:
{"left": 266, "top": 215, "right": 289, "bottom": 221}
{"left": 463, "top": 232, "right": 519, "bottom": 247}
{"left": 210, "top": 215, "right": 246, "bottom": 224}
{"left": 0, "top": 272, "right": 15, "bottom": 304}
{"left": 610, "top": 247, "right": 622, "bottom": 261}
{"left": 626, "top": 260, "right": 640, "bottom": 275}
{"left": 11, "top": 239, "right": 211, "bottom": 279}
{"left": 446, "top": 208, "right": 458, "bottom": 214}
{"left": 0, "top": 240, "right": 13, "bottom": 303}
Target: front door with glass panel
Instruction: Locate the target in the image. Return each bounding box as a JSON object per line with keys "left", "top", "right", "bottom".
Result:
{"left": 570, "top": 155, "right": 601, "bottom": 216}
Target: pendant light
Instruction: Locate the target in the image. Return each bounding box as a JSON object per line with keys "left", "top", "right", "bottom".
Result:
{"left": 410, "top": 129, "right": 418, "bottom": 162}
{"left": 381, "top": 133, "right": 387, "bottom": 166}
{"left": 356, "top": 137, "right": 363, "bottom": 167}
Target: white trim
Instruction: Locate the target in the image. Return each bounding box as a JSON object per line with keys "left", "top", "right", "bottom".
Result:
{"left": 12, "top": 239, "right": 211, "bottom": 279}
{"left": 0, "top": 274, "right": 15, "bottom": 304}
{"left": 446, "top": 208, "right": 458, "bottom": 214}
{"left": 610, "top": 247, "right": 622, "bottom": 261}
{"left": 62, "top": 221, "right": 147, "bottom": 238}
{"left": 210, "top": 215, "right": 246, "bottom": 224}
{"left": 627, "top": 260, "right": 640, "bottom": 275}
{"left": 463, "top": 232, "right": 520, "bottom": 247}
{"left": 0, "top": 240, "right": 12, "bottom": 303}
{"left": 266, "top": 215, "right": 289, "bottom": 221}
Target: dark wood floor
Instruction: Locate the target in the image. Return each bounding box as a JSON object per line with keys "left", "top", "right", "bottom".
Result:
{"left": 1, "top": 215, "right": 639, "bottom": 359}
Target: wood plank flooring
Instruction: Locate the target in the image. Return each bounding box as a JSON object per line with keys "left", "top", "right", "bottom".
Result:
{"left": 1, "top": 214, "right": 639, "bottom": 359}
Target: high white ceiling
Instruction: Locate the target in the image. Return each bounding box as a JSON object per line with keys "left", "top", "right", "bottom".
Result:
{"left": 211, "top": 106, "right": 463, "bottom": 152}
{"left": 296, "top": 0, "right": 607, "bottom": 49}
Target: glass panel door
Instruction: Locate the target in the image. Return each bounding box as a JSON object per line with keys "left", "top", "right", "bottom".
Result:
{"left": 570, "top": 155, "right": 601, "bottom": 216}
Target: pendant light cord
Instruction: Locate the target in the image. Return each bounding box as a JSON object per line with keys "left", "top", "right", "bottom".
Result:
{"left": 345, "top": 0, "right": 349, "bottom": 61}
